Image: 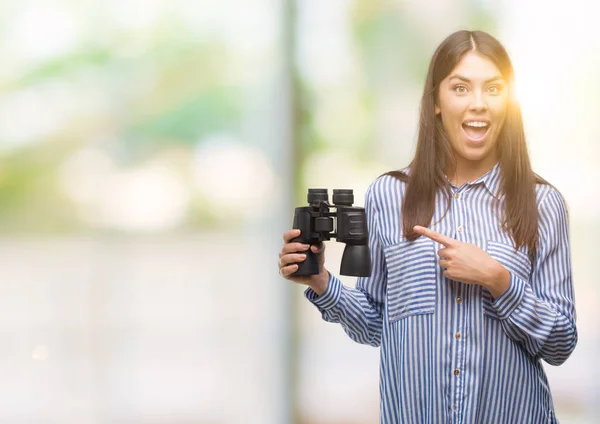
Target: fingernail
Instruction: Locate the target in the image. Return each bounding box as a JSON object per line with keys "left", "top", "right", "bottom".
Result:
{"left": 302, "top": 244, "right": 310, "bottom": 249}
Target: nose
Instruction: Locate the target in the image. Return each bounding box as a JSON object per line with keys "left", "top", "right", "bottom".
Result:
{"left": 469, "top": 90, "right": 488, "bottom": 112}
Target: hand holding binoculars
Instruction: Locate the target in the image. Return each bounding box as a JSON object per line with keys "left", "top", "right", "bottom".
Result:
{"left": 291, "top": 188, "right": 372, "bottom": 277}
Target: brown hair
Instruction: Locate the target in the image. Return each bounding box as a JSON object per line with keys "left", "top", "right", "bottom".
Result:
{"left": 386, "top": 30, "right": 547, "bottom": 260}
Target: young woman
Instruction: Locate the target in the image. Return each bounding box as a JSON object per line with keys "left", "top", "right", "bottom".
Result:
{"left": 278, "top": 30, "right": 577, "bottom": 423}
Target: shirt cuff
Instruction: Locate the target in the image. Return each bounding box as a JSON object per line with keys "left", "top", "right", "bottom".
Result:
{"left": 491, "top": 274, "right": 526, "bottom": 320}
{"left": 304, "top": 273, "right": 342, "bottom": 311}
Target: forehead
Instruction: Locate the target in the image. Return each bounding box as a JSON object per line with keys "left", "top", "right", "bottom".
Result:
{"left": 447, "top": 51, "right": 503, "bottom": 81}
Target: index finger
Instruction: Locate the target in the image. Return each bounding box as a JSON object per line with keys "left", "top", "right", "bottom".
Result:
{"left": 413, "top": 225, "right": 455, "bottom": 247}
{"left": 283, "top": 229, "right": 301, "bottom": 243}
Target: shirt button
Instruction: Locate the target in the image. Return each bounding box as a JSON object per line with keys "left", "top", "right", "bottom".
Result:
{"left": 456, "top": 297, "right": 462, "bottom": 304}
{"left": 457, "top": 225, "right": 463, "bottom": 232}
{"left": 454, "top": 369, "right": 460, "bottom": 376}
{"left": 452, "top": 404, "right": 457, "bottom": 411}
{"left": 454, "top": 192, "right": 460, "bottom": 199}
{"left": 455, "top": 332, "right": 461, "bottom": 340}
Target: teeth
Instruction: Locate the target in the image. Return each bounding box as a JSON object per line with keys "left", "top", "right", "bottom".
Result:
{"left": 464, "top": 121, "right": 489, "bottom": 127}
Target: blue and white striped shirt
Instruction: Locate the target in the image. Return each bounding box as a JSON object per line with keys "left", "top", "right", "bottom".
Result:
{"left": 305, "top": 162, "right": 577, "bottom": 423}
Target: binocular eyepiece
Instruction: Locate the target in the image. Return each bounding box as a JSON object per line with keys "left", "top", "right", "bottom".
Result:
{"left": 291, "top": 188, "right": 372, "bottom": 277}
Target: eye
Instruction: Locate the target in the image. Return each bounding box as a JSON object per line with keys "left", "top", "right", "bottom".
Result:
{"left": 487, "top": 85, "right": 502, "bottom": 94}
{"left": 454, "top": 85, "right": 467, "bottom": 93}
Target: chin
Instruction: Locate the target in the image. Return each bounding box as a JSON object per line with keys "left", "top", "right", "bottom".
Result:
{"left": 450, "top": 134, "right": 499, "bottom": 164}
{"left": 464, "top": 151, "right": 488, "bottom": 162}
{"left": 457, "top": 147, "right": 492, "bottom": 163}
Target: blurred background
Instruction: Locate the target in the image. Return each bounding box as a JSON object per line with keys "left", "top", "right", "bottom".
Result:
{"left": 0, "top": 0, "right": 598, "bottom": 423}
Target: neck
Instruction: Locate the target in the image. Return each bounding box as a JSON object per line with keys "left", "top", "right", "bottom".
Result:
{"left": 447, "top": 155, "right": 498, "bottom": 187}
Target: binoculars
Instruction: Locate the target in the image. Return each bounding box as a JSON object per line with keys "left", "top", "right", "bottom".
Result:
{"left": 291, "top": 188, "right": 372, "bottom": 277}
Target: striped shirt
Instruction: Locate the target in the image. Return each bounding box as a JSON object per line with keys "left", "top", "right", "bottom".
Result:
{"left": 304, "top": 162, "right": 577, "bottom": 424}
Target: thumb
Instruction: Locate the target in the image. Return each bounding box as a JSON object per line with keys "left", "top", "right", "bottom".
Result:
{"left": 311, "top": 242, "right": 325, "bottom": 254}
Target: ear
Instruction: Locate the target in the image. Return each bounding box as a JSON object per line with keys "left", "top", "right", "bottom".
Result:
{"left": 435, "top": 104, "right": 441, "bottom": 115}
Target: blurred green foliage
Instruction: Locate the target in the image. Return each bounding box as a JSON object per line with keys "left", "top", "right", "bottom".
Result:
{"left": 0, "top": 1, "right": 497, "bottom": 233}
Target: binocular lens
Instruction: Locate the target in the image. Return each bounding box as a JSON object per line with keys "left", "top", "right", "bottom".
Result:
{"left": 307, "top": 188, "right": 329, "bottom": 204}
{"left": 333, "top": 189, "right": 353, "bottom": 206}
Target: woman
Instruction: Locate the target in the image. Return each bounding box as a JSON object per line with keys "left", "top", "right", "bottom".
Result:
{"left": 278, "top": 30, "right": 577, "bottom": 423}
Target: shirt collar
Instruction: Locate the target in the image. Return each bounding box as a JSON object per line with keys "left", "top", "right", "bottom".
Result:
{"left": 474, "top": 161, "right": 502, "bottom": 199}
{"left": 445, "top": 162, "right": 502, "bottom": 199}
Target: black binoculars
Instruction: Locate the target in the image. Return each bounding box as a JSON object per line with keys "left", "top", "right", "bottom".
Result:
{"left": 291, "top": 188, "right": 372, "bottom": 277}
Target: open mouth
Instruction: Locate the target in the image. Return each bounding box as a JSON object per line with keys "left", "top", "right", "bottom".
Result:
{"left": 462, "top": 120, "right": 490, "bottom": 143}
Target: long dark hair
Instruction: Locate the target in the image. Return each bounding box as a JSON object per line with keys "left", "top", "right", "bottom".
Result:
{"left": 387, "top": 30, "right": 546, "bottom": 259}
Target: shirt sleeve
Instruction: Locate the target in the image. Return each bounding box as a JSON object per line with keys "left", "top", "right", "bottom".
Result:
{"left": 491, "top": 189, "right": 578, "bottom": 365}
{"left": 304, "top": 183, "right": 387, "bottom": 347}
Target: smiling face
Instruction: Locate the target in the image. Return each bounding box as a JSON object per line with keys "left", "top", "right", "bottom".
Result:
{"left": 435, "top": 50, "right": 508, "bottom": 174}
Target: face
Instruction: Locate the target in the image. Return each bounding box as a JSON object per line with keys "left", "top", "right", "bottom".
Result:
{"left": 435, "top": 51, "right": 508, "bottom": 170}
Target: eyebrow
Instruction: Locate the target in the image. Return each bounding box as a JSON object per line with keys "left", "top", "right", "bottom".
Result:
{"left": 448, "top": 74, "right": 504, "bottom": 84}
